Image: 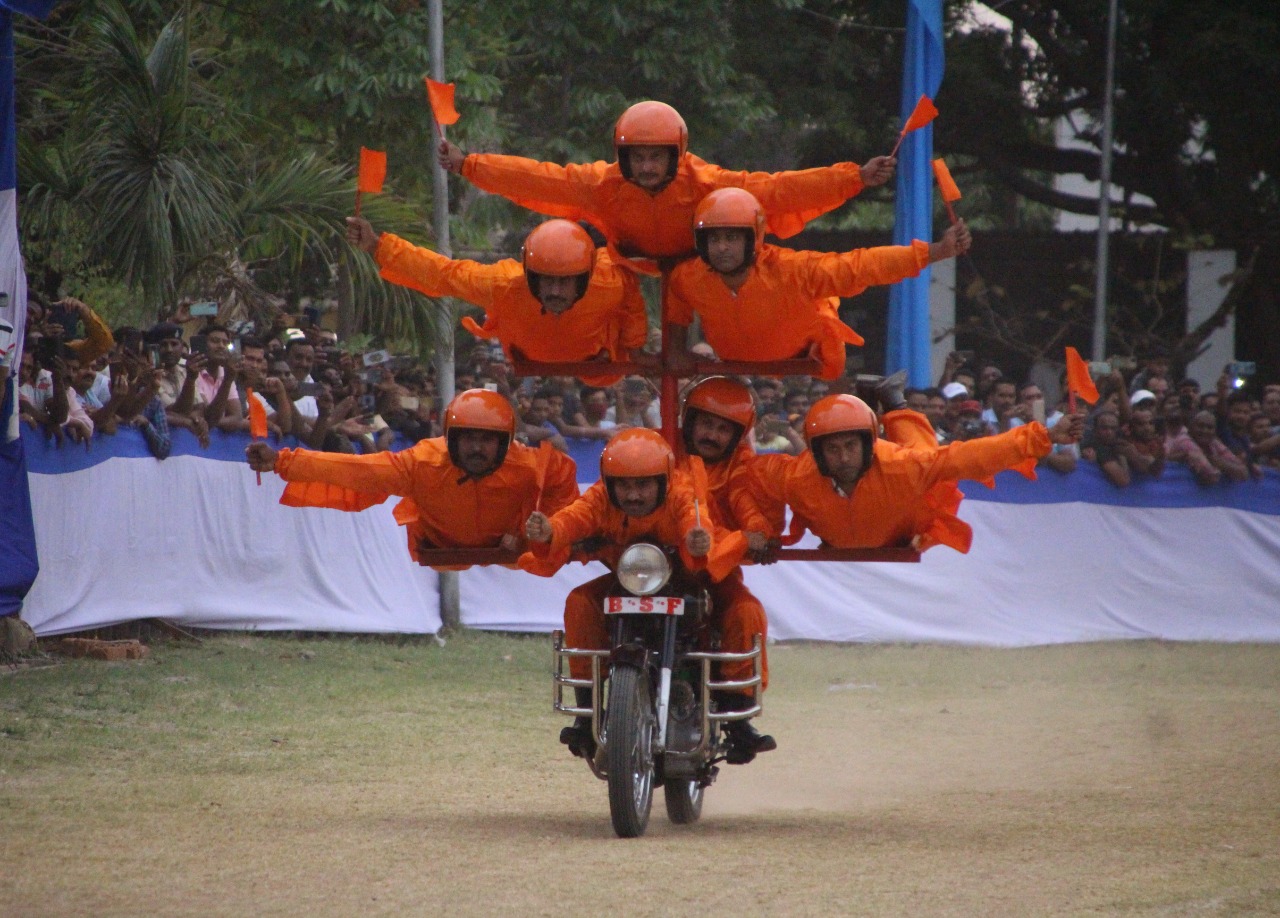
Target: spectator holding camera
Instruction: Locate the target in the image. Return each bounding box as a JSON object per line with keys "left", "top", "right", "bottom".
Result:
{"left": 193, "top": 324, "right": 244, "bottom": 432}
{"left": 148, "top": 323, "right": 211, "bottom": 447}
{"left": 1080, "top": 407, "right": 1131, "bottom": 487}
{"left": 1246, "top": 412, "right": 1280, "bottom": 470}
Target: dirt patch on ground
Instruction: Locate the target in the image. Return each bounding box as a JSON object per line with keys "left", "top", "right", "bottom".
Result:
{"left": 2, "top": 639, "right": 1277, "bottom": 917}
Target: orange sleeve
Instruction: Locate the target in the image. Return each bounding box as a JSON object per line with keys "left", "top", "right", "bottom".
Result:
{"left": 67, "top": 308, "right": 116, "bottom": 365}
{"left": 665, "top": 474, "right": 710, "bottom": 572}
{"left": 547, "top": 483, "right": 613, "bottom": 556}
{"left": 701, "top": 158, "right": 866, "bottom": 239}
{"left": 374, "top": 232, "right": 509, "bottom": 308}
{"left": 539, "top": 450, "right": 581, "bottom": 515}
{"left": 461, "top": 153, "right": 606, "bottom": 222}
{"left": 615, "top": 270, "right": 650, "bottom": 351}
{"left": 788, "top": 241, "right": 930, "bottom": 300}
{"left": 745, "top": 453, "right": 792, "bottom": 538}
{"left": 275, "top": 442, "right": 427, "bottom": 497}
{"left": 918, "top": 423, "right": 1052, "bottom": 487}
{"left": 663, "top": 262, "right": 698, "bottom": 327}
{"left": 725, "top": 455, "right": 773, "bottom": 535}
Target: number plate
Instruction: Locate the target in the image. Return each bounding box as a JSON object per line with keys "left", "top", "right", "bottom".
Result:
{"left": 603, "top": 596, "right": 685, "bottom": 616}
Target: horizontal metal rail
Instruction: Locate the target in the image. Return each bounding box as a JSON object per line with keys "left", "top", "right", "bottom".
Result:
{"left": 774, "top": 546, "right": 921, "bottom": 563}
{"left": 414, "top": 547, "right": 521, "bottom": 567}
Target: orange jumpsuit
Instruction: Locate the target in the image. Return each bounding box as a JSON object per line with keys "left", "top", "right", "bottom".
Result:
{"left": 747, "top": 411, "right": 1049, "bottom": 553}
{"left": 459, "top": 152, "right": 868, "bottom": 265}
{"left": 529, "top": 471, "right": 723, "bottom": 681}
{"left": 675, "top": 440, "right": 773, "bottom": 691}
{"left": 667, "top": 241, "right": 932, "bottom": 380}
{"left": 273, "top": 438, "right": 579, "bottom": 569}
{"left": 374, "top": 233, "right": 648, "bottom": 385}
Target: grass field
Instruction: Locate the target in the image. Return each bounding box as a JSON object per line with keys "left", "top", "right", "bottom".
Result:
{"left": 2, "top": 632, "right": 1278, "bottom": 917}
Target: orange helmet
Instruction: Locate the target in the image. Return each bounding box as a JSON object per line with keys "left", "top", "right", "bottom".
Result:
{"left": 804, "top": 394, "right": 878, "bottom": 478}
{"left": 680, "top": 376, "right": 755, "bottom": 457}
{"left": 444, "top": 389, "right": 516, "bottom": 470}
{"left": 614, "top": 101, "right": 687, "bottom": 182}
{"left": 693, "top": 188, "right": 766, "bottom": 268}
{"left": 600, "top": 428, "right": 675, "bottom": 511}
{"left": 522, "top": 220, "right": 596, "bottom": 304}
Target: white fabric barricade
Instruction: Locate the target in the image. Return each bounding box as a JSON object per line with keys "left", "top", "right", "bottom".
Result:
{"left": 18, "top": 427, "right": 1280, "bottom": 644}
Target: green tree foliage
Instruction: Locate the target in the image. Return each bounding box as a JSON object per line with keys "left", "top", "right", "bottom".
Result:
{"left": 940, "top": 0, "right": 1278, "bottom": 248}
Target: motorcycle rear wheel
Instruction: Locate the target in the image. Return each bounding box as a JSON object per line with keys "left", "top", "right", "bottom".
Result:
{"left": 605, "top": 663, "right": 655, "bottom": 838}
{"left": 663, "top": 778, "right": 704, "bottom": 824}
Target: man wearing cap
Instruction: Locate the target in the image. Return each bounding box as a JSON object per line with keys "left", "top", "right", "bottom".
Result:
{"left": 245, "top": 389, "right": 579, "bottom": 568}
{"left": 438, "top": 100, "right": 894, "bottom": 268}
{"left": 346, "top": 216, "right": 648, "bottom": 385}
{"left": 745, "top": 394, "right": 1085, "bottom": 554}
{"left": 937, "top": 380, "right": 970, "bottom": 442}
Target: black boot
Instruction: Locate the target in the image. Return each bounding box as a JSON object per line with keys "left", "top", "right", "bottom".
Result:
{"left": 560, "top": 687, "right": 596, "bottom": 759}
{"left": 875, "top": 369, "right": 909, "bottom": 413}
{"left": 715, "top": 692, "right": 776, "bottom": 765}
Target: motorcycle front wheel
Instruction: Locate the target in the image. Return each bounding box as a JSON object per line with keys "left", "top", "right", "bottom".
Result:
{"left": 605, "top": 663, "right": 655, "bottom": 838}
{"left": 663, "top": 778, "right": 704, "bottom": 824}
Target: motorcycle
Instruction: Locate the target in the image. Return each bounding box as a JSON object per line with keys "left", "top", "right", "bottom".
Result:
{"left": 551, "top": 541, "right": 765, "bottom": 838}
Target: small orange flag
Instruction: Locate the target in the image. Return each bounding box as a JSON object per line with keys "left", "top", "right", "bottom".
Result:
{"left": 246, "top": 387, "right": 268, "bottom": 486}
{"left": 424, "top": 78, "right": 460, "bottom": 127}
{"left": 1064, "top": 347, "right": 1101, "bottom": 406}
{"left": 932, "top": 158, "right": 962, "bottom": 225}
{"left": 247, "top": 388, "right": 268, "bottom": 438}
{"left": 356, "top": 147, "right": 387, "bottom": 194}
{"left": 904, "top": 94, "right": 939, "bottom": 133}
{"left": 932, "top": 158, "right": 962, "bottom": 202}
{"left": 891, "top": 95, "right": 939, "bottom": 156}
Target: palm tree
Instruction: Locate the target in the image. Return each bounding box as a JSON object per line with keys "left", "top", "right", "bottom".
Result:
{"left": 19, "top": 0, "right": 442, "bottom": 354}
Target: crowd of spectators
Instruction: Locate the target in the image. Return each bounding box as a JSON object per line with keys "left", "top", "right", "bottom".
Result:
{"left": 15, "top": 295, "right": 1280, "bottom": 486}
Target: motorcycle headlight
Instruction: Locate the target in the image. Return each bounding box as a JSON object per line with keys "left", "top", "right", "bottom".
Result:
{"left": 616, "top": 543, "right": 671, "bottom": 597}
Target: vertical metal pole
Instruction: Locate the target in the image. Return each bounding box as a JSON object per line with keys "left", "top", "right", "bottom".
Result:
{"left": 1091, "top": 0, "right": 1120, "bottom": 362}
{"left": 429, "top": 0, "right": 460, "bottom": 630}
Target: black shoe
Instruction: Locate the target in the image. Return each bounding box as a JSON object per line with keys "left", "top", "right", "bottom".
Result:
{"left": 722, "top": 718, "right": 777, "bottom": 765}
{"left": 560, "top": 719, "right": 596, "bottom": 759}
{"left": 875, "top": 369, "right": 909, "bottom": 413}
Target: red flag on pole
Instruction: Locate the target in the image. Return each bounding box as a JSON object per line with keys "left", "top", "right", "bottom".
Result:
{"left": 355, "top": 147, "right": 386, "bottom": 217}
{"left": 246, "top": 387, "right": 268, "bottom": 485}
{"left": 1064, "top": 347, "right": 1101, "bottom": 411}
{"left": 424, "top": 77, "right": 460, "bottom": 142}
{"left": 931, "top": 157, "right": 962, "bottom": 224}
{"left": 890, "top": 94, "right": 939, "bottom": 157}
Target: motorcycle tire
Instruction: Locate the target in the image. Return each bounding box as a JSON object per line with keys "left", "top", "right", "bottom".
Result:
{"left": 663, "top": 778, "right": 704, "bottom": 825}
{"left": 605, "top": 663, "right": 656, "bottom": 838}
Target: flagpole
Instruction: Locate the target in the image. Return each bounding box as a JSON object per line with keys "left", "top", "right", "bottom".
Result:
{"left": 1091, "top": 0, "right": 1119, "bottom": 362}
{"left": 428, "top": 0, "right": 460, "bottom": 631}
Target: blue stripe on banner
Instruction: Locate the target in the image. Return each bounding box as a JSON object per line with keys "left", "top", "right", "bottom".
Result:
{"left": 25, "top": 426, "right": 1280, "bottom": 517}
{"left": 1, "top": 377, "right": 38, "bottom": 615}
{"left": 960, "top": 464, "right": 1280, "bottom": 515}
{"left": 887, "top": 0, "right": 945, "bottom": 389}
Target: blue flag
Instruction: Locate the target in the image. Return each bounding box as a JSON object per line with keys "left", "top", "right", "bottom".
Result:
{"left": 887, "top": 0, "right": 944, "bottom": 388}
{"left": 1, "top": 1, "right": 60, "bottom": 618}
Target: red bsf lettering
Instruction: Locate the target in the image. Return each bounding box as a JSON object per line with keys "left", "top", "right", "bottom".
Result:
{"left": 607, "top": 597, "right": 623, "bottom": 613}
{"left": 666, "top": 597, "right": 678, "bottom": 615}
{"left": 639, "top": 598, "right": 653, "bottom": 612}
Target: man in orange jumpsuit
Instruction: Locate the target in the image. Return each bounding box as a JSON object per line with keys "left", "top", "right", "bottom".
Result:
{"left": 665, "top": 187, "right": 972, "bottom": 380}
{"left": 524, "top": 428, "right": 773, "bottom": 764}
{"left": 437, "top": 100, "right": 895, "bottom": 268}
{"left": 675, "top": 377, "right": 779, "bottom": 763}
{"left": 245, "top": 389, "right": 579, "bottom": 567}
{"left": 346, "top": 217, "right": 648, "bottom": 384}
{"left": 746, "top": 394, "right": 1085, "bottom": 554}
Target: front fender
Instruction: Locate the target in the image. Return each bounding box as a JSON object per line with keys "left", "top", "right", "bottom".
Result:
{"left": 610, "top": 642, "right": 649, "bottom": 670}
